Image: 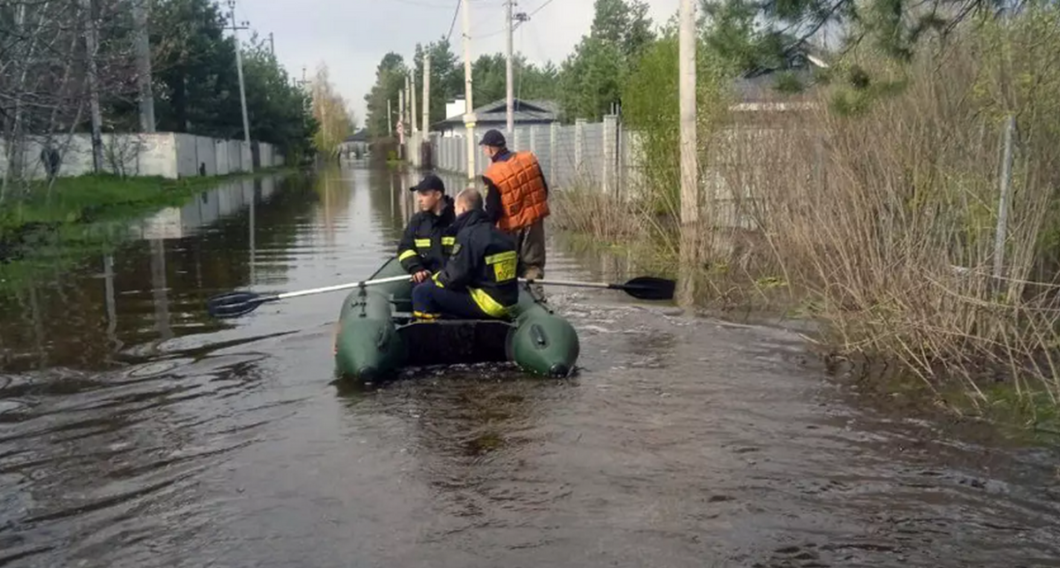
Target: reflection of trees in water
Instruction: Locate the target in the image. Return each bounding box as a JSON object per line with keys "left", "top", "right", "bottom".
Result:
{"left": 364, "top": 167, "right": 414, "bottom": 248}
{"left": 0, "top": 174, "right": 319, "bottom": 373}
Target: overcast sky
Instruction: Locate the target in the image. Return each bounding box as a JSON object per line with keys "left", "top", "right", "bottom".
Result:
{"left": 235, "top": 0, "right": 683, "bottom": 127}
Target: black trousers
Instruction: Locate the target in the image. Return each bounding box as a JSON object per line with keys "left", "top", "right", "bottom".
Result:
{"left": 411, "top": 280, "right": 490, "bottom": 319}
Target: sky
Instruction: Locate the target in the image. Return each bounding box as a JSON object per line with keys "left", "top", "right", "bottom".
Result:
{"left": 235, "top": 0, "right": 683, "bottom": 127}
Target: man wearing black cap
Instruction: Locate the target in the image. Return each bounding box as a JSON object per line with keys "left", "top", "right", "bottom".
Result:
{"left": 412, "top": 187, "right": 519, "bottom": 321}
{"left": 478, "top": 129, "right": 550, "bottom": 282}
{"left": 397, "top": 173, "right": 456, "bottom": 283}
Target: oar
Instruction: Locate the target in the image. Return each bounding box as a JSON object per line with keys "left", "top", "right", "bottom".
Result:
{"left": 206, "top": 274, "right": 412, "bottom": 318}
{"left": 520, "top": 276, "right": 676, "bottom": 301}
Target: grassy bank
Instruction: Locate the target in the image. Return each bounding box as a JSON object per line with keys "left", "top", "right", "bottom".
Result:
{"left": 555, "top": 7, "right": 1060, "bottom": 435}
{"left": 0, "top": 167, "right": 295, "bottom": 291}
{"left": 1, "top": 167, "right": 291, "bottom": 235}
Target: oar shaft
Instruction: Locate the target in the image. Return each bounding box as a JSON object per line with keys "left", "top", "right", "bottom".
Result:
{"left": 518, "top": 278, "right": 614, "bottom": 289}
{"left": 276, "top": 274, "right": 412, "bottom": 300}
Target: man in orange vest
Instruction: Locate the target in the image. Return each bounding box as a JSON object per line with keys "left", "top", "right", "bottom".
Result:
{"left": 479, "top": 129, "right": 549, "bottom": 281}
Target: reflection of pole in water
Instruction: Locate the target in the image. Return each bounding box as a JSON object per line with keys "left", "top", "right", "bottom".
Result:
{"left": 389, "top": 172, "right": 395, "bottom": 218}
{"left": 151, "top": 239, "right": 173, "bottom": 343}
{"left": 324, "top": 175, "right": 334, "bottom": 246}
{"left": 104, "top": 254, "right": 119, "bottom": 353}
{"left": 28, "top": 285, "right": 46, "bottom": 367}
{"left": 249, "top": 186, "right": 256, "bottom": 285}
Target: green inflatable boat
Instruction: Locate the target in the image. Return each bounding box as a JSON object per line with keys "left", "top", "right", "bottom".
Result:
{"left": 333, "top": 256, "right": 580, "bottom": 381}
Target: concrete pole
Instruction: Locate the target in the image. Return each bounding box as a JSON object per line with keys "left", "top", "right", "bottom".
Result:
{"left": 131, "top": 0, "right": 155, "bottom": 132}
{"left": 409, "top": 71, "right": 418, "bottom": 133}
{"left": 228, "top": 0, "right": 253, "bottom": 172}
{"left": 679, "top": 0, "right": 697, "bottom": 226}
{"left": 422, "top": 55, "right": 431, "bottom": 136}
{"left": 462, "top": 0, "right": 476, "bottom": 179}
{"left": 505, "top": 0, "right": 514, "bottom": 137}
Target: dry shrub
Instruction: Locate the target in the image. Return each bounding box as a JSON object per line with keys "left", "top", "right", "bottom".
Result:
{"left": 550, "top": 184, "right": 649, "bottom": 244}
{"left": 736, "top": 8, "right": 1060, "bottom": 407}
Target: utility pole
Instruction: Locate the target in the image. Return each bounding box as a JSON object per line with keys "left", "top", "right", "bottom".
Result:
{"left": 387, "top": 99, "right": 393, "bottom": 137}
{"left": 407, "top": 69, "right": 415, "bottom": 132}
{"left": 461, "top": 0, "right": 475, "bottom": 179}
{"left": 131, "top": 0, "right": 155, "bottom": 132}
{"left": 408, "top": 74, "right": 415, "bottom": 133}
{"left": 504, "top": 6, "right": 529, "bottom": 139}
{"left": 268, "top": 32, "right": 274, "bottom": 55}
{"left": 505, "top": 0, "right": 514, "bottom": 137}
{"left": 81, "top": 0, "right": 104, "bottom": 172}
{"left": 398, "top": 88, "right": 405, "bottom": 152}
{"left": 422, "top": 55, "right": 431, "bottom": 137}
{"left": 226, "top": 0, "right": 253, "bottom": 172}
{"left": 679, "top": 0, "right": 697, "bottom": 227}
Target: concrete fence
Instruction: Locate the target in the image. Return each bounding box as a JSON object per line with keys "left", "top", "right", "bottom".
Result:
{"left": 1, "top": 132, "right": 285, "bottom": 181}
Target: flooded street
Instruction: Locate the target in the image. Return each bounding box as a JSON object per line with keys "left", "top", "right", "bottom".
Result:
{"left": 2, "top": 167, "right": 1059, "bottom": 567}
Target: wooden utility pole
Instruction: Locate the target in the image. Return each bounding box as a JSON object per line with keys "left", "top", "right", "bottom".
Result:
{"left": 461, "top": 0, "right": 475, "bottom": 179}
{"left": 679, "top": 0, "right": 697, "bottom": 226}
{"left": 82, "top": 0, "right": 104, "bottom": 172}
{"left": 131, "top": 0, "right": 155, "bottom": 132}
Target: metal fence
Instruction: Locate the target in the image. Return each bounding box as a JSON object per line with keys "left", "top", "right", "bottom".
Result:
{"left": 421, "top": 115, "right": 641, "bottom": 196}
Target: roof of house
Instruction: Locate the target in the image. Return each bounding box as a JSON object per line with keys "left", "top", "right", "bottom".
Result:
{"left": 432, "top": 98, "right": 559, "bottom": 130}
{"left": 733, "top": 43, "right": 830, "bottom": 104}
{"left": 344, "top": 128, "right": 369, "bottom": 143}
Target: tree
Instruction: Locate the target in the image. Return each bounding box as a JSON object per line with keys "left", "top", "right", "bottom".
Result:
{"left": 556, "top": 0, "right": 656, "bottom": 122}
{"left": 363, "top": 52, "right": 406, "bottom": 139}
{"left": 696, "top": 0, "right": 1010, "bottom": 72}
{"left": 239, "top": 32, "right": 316, "bottom": 160}
{"left": 149, "top": 0, "right": 242, "bottom": 137}
{"left": 311, "top": 63, "right": 353, "bottom": 157}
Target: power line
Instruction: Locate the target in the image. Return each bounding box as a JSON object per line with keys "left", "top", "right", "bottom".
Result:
{"left": 445, "top": 0, "right": 460, "bottom": 43}
{"left": 526, "top": 0, "right": 555, "bottom": 18}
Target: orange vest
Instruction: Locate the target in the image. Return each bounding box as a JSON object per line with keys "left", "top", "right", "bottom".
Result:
{"left": 483, "top": 151, "right": 550, "bottom": 232}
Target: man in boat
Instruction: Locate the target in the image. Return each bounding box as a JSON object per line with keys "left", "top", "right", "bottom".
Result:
{"left": 411, "top": 187, "right": 519, "bottom": 321}
{"left": 397, "top": 173, "right": 456, "bottom": 284}
{"left": 478, "top": 129, "right": 549, "bottom": 282}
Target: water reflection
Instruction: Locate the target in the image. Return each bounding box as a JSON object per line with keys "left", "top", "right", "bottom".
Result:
{"left": 0, "top": 173, "right": 307, "bottom": 373}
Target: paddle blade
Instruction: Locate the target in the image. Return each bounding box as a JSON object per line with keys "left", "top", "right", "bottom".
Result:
{"left": 206, "top": 291, "right": 275, "bottom": 318}
{"left": 617, "top": 276, "right": 676, "bottom": 301}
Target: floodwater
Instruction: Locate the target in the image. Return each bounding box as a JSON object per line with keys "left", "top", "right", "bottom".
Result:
{"left": 1, "top": 166, "right": 1059, "bottom": 567}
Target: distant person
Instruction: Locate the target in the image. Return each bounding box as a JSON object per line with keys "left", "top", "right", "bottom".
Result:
{"left": 40, "top": 145, "right": 60, "bottom": 181}
{"left": 411, "top": 188, "right": 518, "bottom": 320}
{"left": 478, "top": 129, "right": 549, "bottom": 281}
{"left": 398, "top": 174, "right": 455, "bottom": 283}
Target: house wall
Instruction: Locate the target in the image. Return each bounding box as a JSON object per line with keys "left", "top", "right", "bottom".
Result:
{"left": 0, "top": 132, "right": 283, "bottom": 181}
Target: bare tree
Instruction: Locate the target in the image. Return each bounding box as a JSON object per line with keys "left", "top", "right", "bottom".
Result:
{"left": 1, "top": 0, "right": 140, "bottom": 201}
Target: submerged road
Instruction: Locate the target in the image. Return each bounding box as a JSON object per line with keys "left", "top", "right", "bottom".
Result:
{"left": 1, "top": 166, "right": 1058, "bottom": 567}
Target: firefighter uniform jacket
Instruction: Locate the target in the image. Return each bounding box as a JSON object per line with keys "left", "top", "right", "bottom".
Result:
{"left": 397, "top": 196, "right": 456, "bottom": 274}
{"left": 431, "top": 208, "right": 520, "bottom": 317}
